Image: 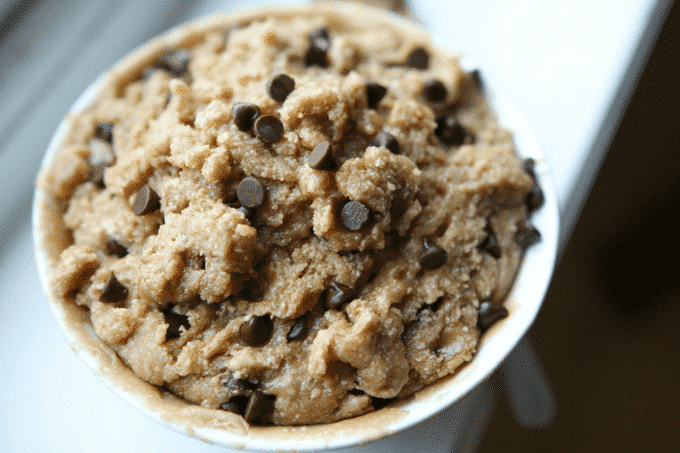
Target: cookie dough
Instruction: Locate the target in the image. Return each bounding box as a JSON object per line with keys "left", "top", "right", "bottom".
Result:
{"left": 37, "top": 7, "right": 541, "bottom": 426}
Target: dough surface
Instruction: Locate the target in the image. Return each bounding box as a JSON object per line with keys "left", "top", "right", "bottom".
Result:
{"left": 38, "top": 8, "right": 536, "bottom": 425}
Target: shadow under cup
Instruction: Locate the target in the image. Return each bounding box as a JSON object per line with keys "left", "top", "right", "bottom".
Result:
{"left": 32, "top": 3, "right": 560, "bottom": 451}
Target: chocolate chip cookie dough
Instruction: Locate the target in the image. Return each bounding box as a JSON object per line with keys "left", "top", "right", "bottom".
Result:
{"left": 37, "top": 5, "right": 542, "bottom": 426}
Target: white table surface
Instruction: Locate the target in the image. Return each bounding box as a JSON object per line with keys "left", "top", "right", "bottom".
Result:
{"left": 0, "top": 1, "right": 670, "bottom": 452}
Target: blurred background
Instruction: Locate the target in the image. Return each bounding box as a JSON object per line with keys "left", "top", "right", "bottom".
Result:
{"left": 1, "top": 0, "right": 678, "bottom": 451}
{"left": 479, "top": 1, "right": 680, "bottom": 450}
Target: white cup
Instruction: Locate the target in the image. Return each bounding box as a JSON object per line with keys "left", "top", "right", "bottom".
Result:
{"left": 33, "top": 2, "right": 559, "bottom": 451}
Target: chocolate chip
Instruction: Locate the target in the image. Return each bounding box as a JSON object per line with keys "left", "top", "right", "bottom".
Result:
{"left": 220, "top": 395, "right": 242, "bottom": 415}
{"left": 479, "top": 223, "right": 501, "bottom": 259}
{"left": 94, "top": 123, "right": 114, "bottom": 143}
{"left": 325, "top": 281, "right": 357, "bottom": 310}
{"left": 373, "top": 132, "right": 400, "bottom": 154}
{"left": 237, "top": 177, "right": 265, "bottom": 209}
{"left": 419, "top": 240, "right": 447, "bottom": 270}
{"left": 221, "top": 395, "right": 248, "bottom": 415}
{"left": 304, "top": 45, "right": 329, "bottom": 68}
{"left": 266, "top": 74, "right": 295, "bottom": 103}
{"left": 239, "top": 279, "right": 265, "bottom": 302}
{"left": 423, "top": 79, "right": 447, "bottom": 102}
{"left": 435, "top": 116, "right": 467, "bottom": 146}
{"left": 308, "top": 141, "right": 336, "bottom": 171}
{"left": 366, "top": 82, "right": 387, "bottom": 109}
{"left": 522, "top": 157, "right": 538, "bottom": 179}
{"left": 164, "top": 308, "right": 190, "bottom": 340}
{"left": 407, "top": 46, "right": 429, "bottom": 70}
{"left": 304, "top": 27, "right": 331, "bottom": 68}
{"left": 477, "top": 301, "right": 509, "bottom": 332}
{"left": 225, "top": 377, "right": 257, "bottom": 393}
{"left": 286, "top": 314, "right": 308, "bottom": 342}
{"left": 521, "top": 158, "right": 544, "bottom": 212}
{"left": 240, "top": 315, "right": 273, "bottom": 347}
{"left": 244, "top": 390, "right": 275, "bottom": 424}
{"left": 161, "top": 49, "right": 191, "bottom": 76}
{"left": 132, "top": 185, "right": 160, "bottom": 215}
{"left": 220, "top": 400, "right": 241, "bottom": 414}
{"left": 527, "top": 183, "right": 545, "bottom": 213}
{"left": 88, "top": 162, "right": 108, "bottom": 188}
{"left": 105, "top": 239, "right": 128, "bottom": 258}
{"left": 515, "top": 222, "right": 541, "bottom": 249}
{"left": 372, "top": 397, "right": 395, "bottom": 410}
{"left": 255, "top": 115, "right": 284, "bottom": 143}
{"left": 232, "top": 103, "right": 260, "bottom": 132}
{"left": 341, "top": 200, "right": 370, "bottom": 231}
{"left": 99, "top": 273, "right": 128, "bottom": 303}
{"left": 470, "top": 69, "right": 484, "bottom": 91}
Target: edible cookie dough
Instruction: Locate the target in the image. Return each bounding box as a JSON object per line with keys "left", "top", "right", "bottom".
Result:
{"left": 37, "top": 7, "right": 542, "bottom": 426}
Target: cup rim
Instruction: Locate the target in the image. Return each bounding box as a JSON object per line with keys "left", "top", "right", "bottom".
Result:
{"left": 32, "top": 2, "right": 560, "bottom": 451}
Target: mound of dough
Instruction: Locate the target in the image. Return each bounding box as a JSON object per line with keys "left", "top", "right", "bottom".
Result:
{"left": 38, "top": 11, "right": 540, "bottom": 425}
